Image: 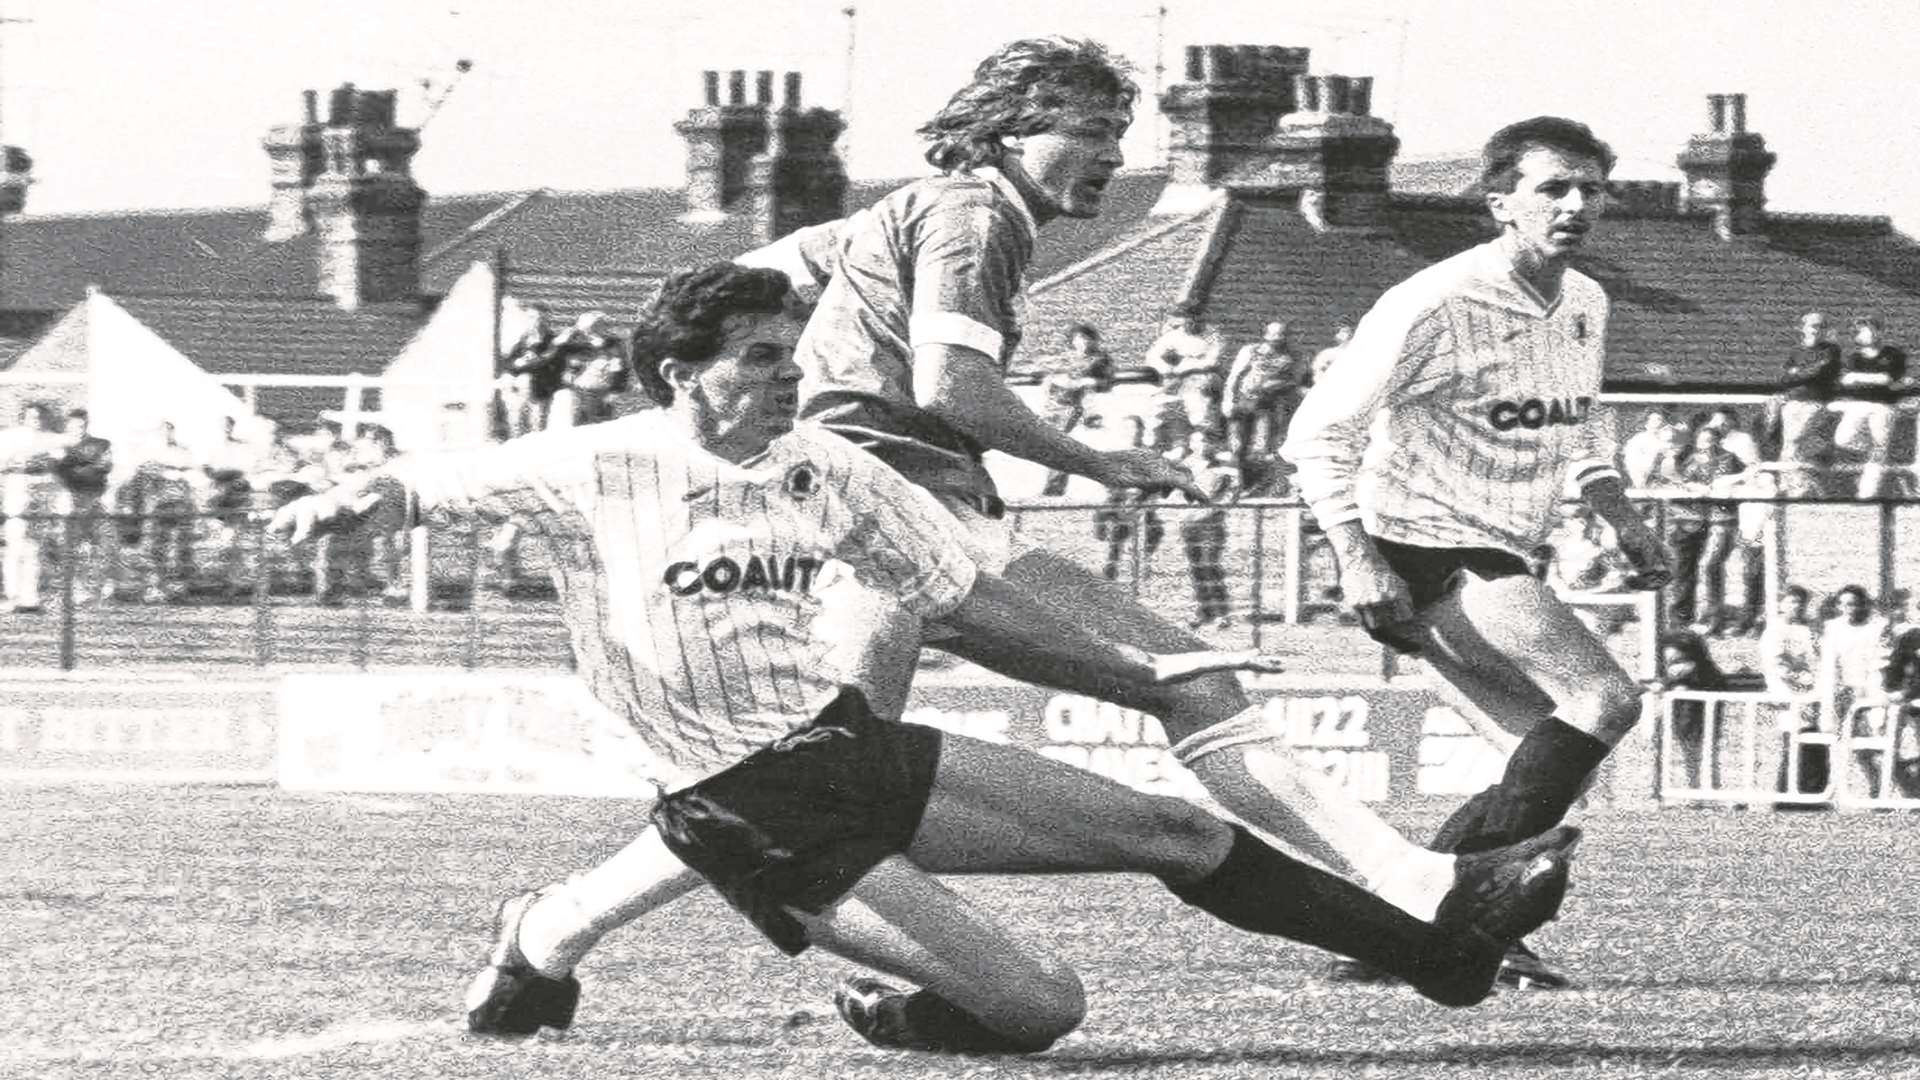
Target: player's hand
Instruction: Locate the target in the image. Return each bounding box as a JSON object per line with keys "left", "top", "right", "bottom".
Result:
{"left": 1613, "top": 521, "right": 1673, "bottom": 590}
{"left": 1094, "top": 448, "right": 1207, "bottom": 503}
{"left": 267, "top": 494, "right": 340, "bottom": 546}
{"left": 1337, "top": 553, "right": 1419, "bottom": 642}
{"left": 1150, "top": 649, "right": 1286, "bottom": 684}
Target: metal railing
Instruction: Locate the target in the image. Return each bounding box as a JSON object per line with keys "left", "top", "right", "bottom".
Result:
{"left": 1657, "top": 689, "right": 1920, "bottom": 810}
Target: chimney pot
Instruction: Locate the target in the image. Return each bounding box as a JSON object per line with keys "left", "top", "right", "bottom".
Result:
{"left": 1707, "top": 94, "right": 1727, "bottom": 133}
{"left": 756, "top": 70, "right": 775, "bottom": 106}
{"left": 1325, "top": 75, "right": 1352, "bottom": 114}
{"left": 1292, "top": 73, "right": 1320, "bottom": 113}
{"left": 302, "top": 90, "right": 318, "bottom": 124}
{"left": 784, "top": 72, "right": 802, "bottom": 108}
{"left": 1235, "top": 45, "right": 1262, "bottom": 79}
{"left": 1348, "top": 75, "right": 1373, "bottom": 116}
{"left": 1204, "top": 44, "right": 1234, "bottom": 82}
{"left": 703, "top": 70, "right": 720, "bottom": 106}
{"left": 1184, "top": 45, "right": 1203, "bottom": 81}
{"left": 728, "top": 70, "right": 746, "bottom": 105}
{"left": 1729, "top": 92, "right": 1747, "bottom": 133}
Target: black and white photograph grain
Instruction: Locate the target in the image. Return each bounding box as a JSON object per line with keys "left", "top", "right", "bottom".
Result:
{"left": 4, "top": 1, "right": 1919, "bottom": 1077}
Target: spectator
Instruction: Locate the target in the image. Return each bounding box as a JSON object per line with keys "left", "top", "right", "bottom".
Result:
{"left": 1171, "top": 428, "right": 1240, "bottom": 631}
{"left": 1621, "top": 410, "right": 1670, "bottom": 490}
{"left": 1143, "top": 302, "right": 1223, "bottom": 449}
{"left": 0, "top": 402, "right": 72, "bottom": 613}
{"left": 1726, "top": 463, "right": 1778, "bottom": 636}
{"left": 547, "top": 311, "right": 618, "bottom": 430}
{"left": 1760, "top": 584, "right": 1826, "bottom": 799}
{"left": 1776, "top": 312, "right": 1841, "bottom": 469}
{"left": 124, "top": 421, "right": 201, "bottom": 604}
{"left": 1309, "top": 321, "right": 1353, "bottom": 386}
{"left": 1881, "top": 624, "right": 1920, "bottom": 798}
{"left": 1816, "top": 584, "right": 1894, "bottom": 798}
{"left": 1832, "top": 316, "right": 1908, "bottom": 499}
{"left": 1087, "top": 415, "right": 1163, "bottom": 583}
{"left": 1704, "top": 408, "right": 1761, "bottom": 471}
{"left": 52, "top": 407, "right": 118, "bottom": 604}
{"left": 1223, "top": 320, "right": 1310, "bottom": 493}
{"left": 1654, "top": 630, "right": 1732, "bottom": 793}
{"left": 500, "top": 302, "right": 565, "bottom": 437}
{"left": 1659, "top": 424, "right": 1746, "bottom": 635}
{"left": 202, "top": 415, "right": 259, "bottom": 599}
{"left": 1038, "top": 324, "right": 1116, "bottom": 496}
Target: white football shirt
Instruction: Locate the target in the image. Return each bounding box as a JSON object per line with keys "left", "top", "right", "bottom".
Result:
{"left": 390, "top": 416, "right": 979, "bottom": 781}
{"left": 1282, "top": 240, "right": 1621, "bottom": 556}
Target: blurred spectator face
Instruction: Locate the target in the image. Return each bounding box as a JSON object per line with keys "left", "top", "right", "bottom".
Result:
{"left": 1262, "top": 321, "right": 1288, "bottom": 346}
{"left": 1642, "top": 411, "right": 1667, "bottom": 434}
{"left": 1836, "top": 587, "right": 1871, "bottom": 625}
{"left": 1332, "top": 323, "right": 1353, "bottom": 346}
{"left": 1854, "top": 319, "right": 1882, "bottom": 348}
{"left": 1780, "top": 588, "right": 1810, "bottom": 624}
{"left": 1661, "top": 643, "right": 1697, "bottom": 682}
{"left": 1799, "top": 313, "right": 1826, "bottom": 345}
{"left": 1692, "top": 426, "right": 1721, "bottom": 455}
{"left": 1069, "top": 327, "right": 1100, "bottom": 354}
{"left": 1706, "top": 409, "right": 1736, "bottom": 434}
{"left": 65, "top": 410, "right": 88, "bottom": 437}
{"left": 20, "top": 403, "right": 50, "bottom": 430}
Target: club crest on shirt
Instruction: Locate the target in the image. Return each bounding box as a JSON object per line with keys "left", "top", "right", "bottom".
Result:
{"left": 784, "top": 463, "right": 818, "bottom": 500}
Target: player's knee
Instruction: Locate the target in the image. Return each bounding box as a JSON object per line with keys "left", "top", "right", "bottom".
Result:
{"left": 1559, "top": 674, "right": 1643, "bottom": 743}
{"left": 1151, "top": 672, "right": 1252, "bottom": 741}
{"left": 1132, "top": 794, "right": 1232, "bottom": 881}
{"left": 1009, "top": 962, "right": 1086, "bottom": 1047}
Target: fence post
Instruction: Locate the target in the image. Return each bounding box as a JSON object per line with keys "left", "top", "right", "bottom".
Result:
{"left": 464, "top": 525, "right": 483, "bottom": 670}
{"left": 58, "top": 514, "right": 77, "bottom": 671}
{"left": 1878, "top": 498, "right": 1897, "bottom": 608}
{"left": 251, "top": 514, "right": 274, "bottom": 666}
{"left": 1248, "top": 504, "right": 1265, "bottom": 650}
{"left": 409, "top": 523, "right": 431, "bottom": 613}
{"left": 1280, "top": 506, "right": 1303, "bottom": 624}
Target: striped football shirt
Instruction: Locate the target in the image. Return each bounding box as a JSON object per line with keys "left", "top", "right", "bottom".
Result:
{"left": 1282, "top": 239, "right": 1621, "bottom": 556}
{"left": 389, "top": 416, "right": 978, "bottom": 782}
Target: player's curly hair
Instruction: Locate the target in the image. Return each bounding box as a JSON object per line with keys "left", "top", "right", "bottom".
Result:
{"left": 630, "top": 263, "right": 794, "bottom": 406}
{"left": 918, "top": 36, "right": 1138, "bottom": 171}
{"left": 1480, "top": 116, "right": 1616, "bottom": 194}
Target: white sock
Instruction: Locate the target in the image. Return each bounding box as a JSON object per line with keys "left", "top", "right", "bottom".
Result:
{"left": 1173, "top": 706, "right": 1427, "bottom": 894}
{"left": 515, "top": 828, "right": 705, "bottom": 978}
{"left": 1369, "top": 849, "right": 1457, "bottom": 923}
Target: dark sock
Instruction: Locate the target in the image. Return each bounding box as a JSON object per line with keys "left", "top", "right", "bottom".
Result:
{"left": 884, "top": 990, "right": 1053, "bottom": 1054}
{"left": 1447, "top": 718, "right": 1611, "bottom": 855}
{"left": 1165, "top": 825, "right": 1447, "bottom": 977}
{"left": 1429, "top": 785, "right": 1499, "bottom": 854}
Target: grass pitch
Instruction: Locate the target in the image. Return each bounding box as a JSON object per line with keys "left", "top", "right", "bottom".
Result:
{"left": 5, "top": 785, "right": 1917, "bottom": 1079}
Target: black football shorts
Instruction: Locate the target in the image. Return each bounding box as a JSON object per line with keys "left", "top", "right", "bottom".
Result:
{"left": 1364, "top": 536, "right": 1533, "bottom": 655}
{"left": 650, "top": 690, "right": 943, "bottom": 955}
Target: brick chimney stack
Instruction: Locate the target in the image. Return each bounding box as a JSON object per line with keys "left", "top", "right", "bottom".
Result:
{"left": 1676, "top": 93, "right": 1776, "bottom": 236}
{"left": 1159, "top": 45, "right": 1311, "bottom": 189}
{"left": 1271, "top": 74, "right": 1399, "bottom": 229}
{"left": 262, "top": 90, "right": 324, "bottom": 241}
{"left": 301, "top": 85, "right": 426, "bottom": 309}
{"left": 678, "top": 69, "right": 846, "bottom": 242}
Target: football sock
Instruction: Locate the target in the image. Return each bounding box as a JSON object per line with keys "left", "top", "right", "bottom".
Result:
{"left": 1435, "top": 718, "right": 1610, "bottom": 855}
{"left": 1172, "top": 707, "right": 1426, "bottom": 889}
{"left": 515, "top": 828, "right": 704, "bottom": 978}
{"left": 1164, "top": 825, "right": 1454, "bottom": 978}
{"left": 876, "top": 990, "right": 1058, "bottom": 1054}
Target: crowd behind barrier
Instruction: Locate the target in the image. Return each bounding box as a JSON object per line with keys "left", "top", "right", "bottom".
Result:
{"left": 3, "top": 304, "right": 1920, "bottom": 809}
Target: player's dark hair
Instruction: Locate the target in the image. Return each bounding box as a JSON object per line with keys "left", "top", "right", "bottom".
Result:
{"left": 919, "top": 36, "right": 1138, "bottom": 170}
{"left": 631, "top": 263, "right": 795, "bottom": 406}
{"left": 1480, "top": 116, "right": 1616, "bottom": 194}
{"left": 1067, "top": 322, "right": 1100, "bottom": 342}
{"left": 1783, "top": 584, "right": 1811, "bottom": 606}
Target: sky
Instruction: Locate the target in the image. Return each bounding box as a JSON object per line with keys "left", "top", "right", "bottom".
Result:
{"left": 4, "top": 0, "right": 1919, "bottom": 231}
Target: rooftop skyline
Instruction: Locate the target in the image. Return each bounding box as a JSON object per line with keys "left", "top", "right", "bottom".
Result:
{"left": 3, "top": 0, "right": 1916, "bottom": 231}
